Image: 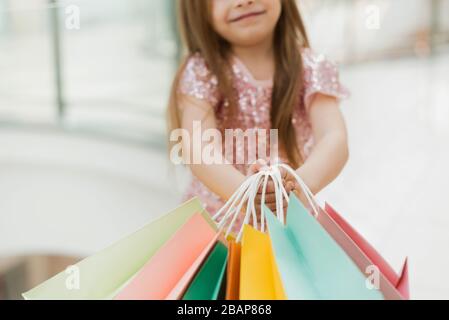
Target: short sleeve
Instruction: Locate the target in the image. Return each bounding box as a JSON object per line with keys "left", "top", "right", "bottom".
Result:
{"left": 178, "top": 53, "right": 220, "bottom": 108}
{"left": 301, "top": 48, "right": 350, "bottom": 111}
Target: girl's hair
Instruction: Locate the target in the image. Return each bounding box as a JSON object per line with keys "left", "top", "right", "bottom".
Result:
{"left": 167, "top": 0, "right": 310, "bottom": 168}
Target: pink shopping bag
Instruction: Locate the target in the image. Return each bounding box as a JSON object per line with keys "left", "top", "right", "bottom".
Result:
{"left": 317, "top": 203, "right": 409, "bottom": 300}
{"left": 114, "top": 212, "right": 218, "bottom": 300}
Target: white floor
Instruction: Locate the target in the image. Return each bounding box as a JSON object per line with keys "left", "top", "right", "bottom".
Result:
{"left": 1, "top": 50, "right": 449, "bottom": 299}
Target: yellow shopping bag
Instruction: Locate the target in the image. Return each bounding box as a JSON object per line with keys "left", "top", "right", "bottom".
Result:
{"left": 239, "top": 225, "right": 286, "bottom": 300}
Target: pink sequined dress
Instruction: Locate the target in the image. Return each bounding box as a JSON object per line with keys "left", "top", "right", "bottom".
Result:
{"left": 178, "top": 48, "right": 349, "bottom": 231}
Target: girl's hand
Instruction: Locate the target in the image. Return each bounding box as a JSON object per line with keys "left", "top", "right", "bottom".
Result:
{"left": 247, "top": 160, "right": 275, "bottom": 216}
{"left": 280, "top": 167, "right": 313, "bottom": 208}
{"left": 279, "top": 167, "right": 299, "bottom": 199}
{"left": 247, "top": 160, "right": 295, "bottom": 217}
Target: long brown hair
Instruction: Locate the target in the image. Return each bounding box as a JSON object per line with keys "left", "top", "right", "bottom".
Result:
{"left": 167, "top": 0, "right": 310, "bottom": 167}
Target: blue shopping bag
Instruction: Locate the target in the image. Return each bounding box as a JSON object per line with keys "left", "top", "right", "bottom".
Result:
{"left": 265, "top": 193, "right": 384, "bottom": 300}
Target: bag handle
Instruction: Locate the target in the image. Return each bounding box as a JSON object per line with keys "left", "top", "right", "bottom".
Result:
{"left": 212, "top": 163, "right": 321, "bottom": 242}
{"left": 277, "top": 163, "right": 321, "bottom": 217}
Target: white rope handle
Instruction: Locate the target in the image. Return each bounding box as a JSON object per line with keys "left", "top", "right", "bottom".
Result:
{"left": 213, "top": 173, "right": 260, "bottom": 236}
{"left": 212, "top": 163, "right": 322, "bottom": 242}
{"left": 212, "top": 170, "right": 271, "bottom": 241}
{"left": 277, "top": 163, "right": 321, "bottom": 218}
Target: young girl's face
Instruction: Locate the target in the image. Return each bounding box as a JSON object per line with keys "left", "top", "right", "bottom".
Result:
{"left": 211, "top": 0, "right": 282, "bottom": 47}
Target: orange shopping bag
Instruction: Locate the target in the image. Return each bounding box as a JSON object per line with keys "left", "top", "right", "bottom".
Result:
{"left": 225, "top": 240, "right": 241, "bottom": 300}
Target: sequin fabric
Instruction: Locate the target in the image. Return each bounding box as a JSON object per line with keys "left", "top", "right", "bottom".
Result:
{"left": 178, "top": 48, "right": 349, "bottom": 232}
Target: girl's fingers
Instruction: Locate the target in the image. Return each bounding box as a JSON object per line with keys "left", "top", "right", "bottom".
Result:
{"left": 255, "top": 200, "right": 289, "bottom": 221}
{"left": 279, "top": 167, "right": 288, "bottom": 180}
{"left": 266, "top": 202, "right": 277, "bottom": 212}
{"left": 251, "top": 171, "right": 297, "bottom": 217}
{"left": 280, "top": 168, "right": 298, "bottom": 186}
{"left": 247, "top": 159, "right": 268, "bottom": 176}
{"left": 257, "top": 181, "right": 276, "bottom": 193}
{"left": 255, "top": 192, "right": 277, "bottom": 204}
{"left": 255, "top": 182, "right": 294, "bottom": 200}
{"left": 255, "top": 202, "right": 276, "bottom": 212}
{"left": 255, "top": 182, "right": 294, "bottom": 203}
{"left": 285, "top": 180, "right": 295, "bottom": 193}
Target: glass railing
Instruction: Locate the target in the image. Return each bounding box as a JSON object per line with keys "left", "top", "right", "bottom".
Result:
{"left": 0, "top": 0, "right": 180, "bottom": 149}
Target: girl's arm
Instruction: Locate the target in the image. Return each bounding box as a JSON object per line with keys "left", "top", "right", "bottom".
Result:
{"left": 178, "top": 94, "right": 281, "bottom": 212}
{"left": 179, "top": 94, "right": 246, "bottom": 200}
{"left": 295, "top": 94, "right": 349, "bottom": 196}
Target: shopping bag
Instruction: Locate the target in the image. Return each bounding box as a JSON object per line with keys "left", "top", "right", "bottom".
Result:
{"left": 321, "top": 203, "right": 409, "bottom": 299}
{"left": 183, "top": 241, "right": 228, "bottom": 300}
{"left": 114, "top": 212, "right": 218, "bottom": 300}
{"left": 265, "top": 193, "right": 384, "bottom": 300}
{"left": 240, "top": 225, "right": 286, "bottom": 300}
{"left": 225, "top": 240, "right": 241, "bottom": 300}
{"left": 23, "top": 198, "right": 214, "bottom": 300}
{"left": 274, "top": 163, "right": 409, "bottom": 300}
{"left": 212, "top": 163, "right": 409, "bottom": 300}
{"left": 166, "top": 232, "right": 221, "bottom": 300}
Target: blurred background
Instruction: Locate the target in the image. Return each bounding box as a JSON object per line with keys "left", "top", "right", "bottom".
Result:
{"left": 0, "top": 0, "right": 448, "bottom": 299}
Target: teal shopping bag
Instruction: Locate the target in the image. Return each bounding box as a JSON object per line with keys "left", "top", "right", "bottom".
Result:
{"left": 182, "top": 242, "right": 228, "bottom": 300}
{"left": 265, "top": 194, "right": 383, "bottom": 300}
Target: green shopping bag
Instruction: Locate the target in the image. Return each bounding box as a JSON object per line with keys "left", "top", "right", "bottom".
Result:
{"left": 182, "top": 242, "right": 228, "bottom": 300}
{"left": 265, "top": 194, "right": 384, "bottom": 300}
{"left": 23, "top": 198, "right": 216, "bottom": 300}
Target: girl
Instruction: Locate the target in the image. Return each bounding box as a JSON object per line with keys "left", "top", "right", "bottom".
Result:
{"left": 167, "top": 0, "right": 349, "bottom": 230}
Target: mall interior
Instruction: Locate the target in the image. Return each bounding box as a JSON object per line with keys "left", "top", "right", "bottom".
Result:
{"left": 0, "top": 0, "right": 448, "bottom": 299}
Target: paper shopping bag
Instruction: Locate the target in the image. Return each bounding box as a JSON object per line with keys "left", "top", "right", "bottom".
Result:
{"left": 165, "top": 232, "right": 220, "bottom": 300}
{"left": 240, "top": 225, "right": 286, "bottom": 300}
{"left": 265, "top": 194, "right": 384, "bottom": 300}
{"left": 23, "top": 198, "right": 214, "bottom": 300}
{"left": 183, "top": 241, "right": 228, "bottom": 300}
{"left": 114, "top": 212, "right": 218, "bottom": 300}
{"left": 225, "top": 240, "right": 241, "bottom": 300}
{"left": 320, "top": 203, "right": 409, "bottom": 299}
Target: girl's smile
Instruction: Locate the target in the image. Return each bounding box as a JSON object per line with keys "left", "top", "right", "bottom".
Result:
{"left": 228, "top": 9, "right": 267, "bottom": 23}
{"left": 212, "top": 0, "right": 281, "bottom": 47}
